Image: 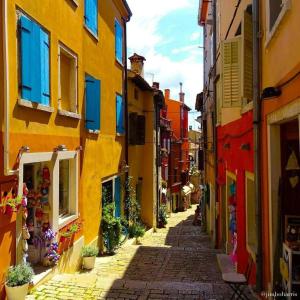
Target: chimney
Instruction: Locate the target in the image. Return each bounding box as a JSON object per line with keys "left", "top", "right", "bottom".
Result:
{"left": 179, "top": 82, "right": 185, "bottom": 103}
{"left": 152, "top": 82, "right": 160, "bottom": 90}
{"left": 129, "top": 53, "right": 146, "bottom": 78}
{"left": 164, "top": 89, "right": 170, "bottom": 100}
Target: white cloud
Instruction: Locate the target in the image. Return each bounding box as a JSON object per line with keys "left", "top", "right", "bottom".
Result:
{"left": 190, "top": 31, "right": 201, "bottom": 41}
{"left": 127, "top": 0, "right": 203, "bottom": 118}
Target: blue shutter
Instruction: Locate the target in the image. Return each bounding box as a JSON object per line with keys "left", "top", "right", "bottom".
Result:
{"left": 20, "top": 15, "right": 49, "bottom": 105}
{"left": 114, "top": 177, "right": 121, "bottom": 218}
{"left": 40, "top": 30, "right": 50, "bottom": 105}
{"left": 85, "top": 75, "right": 101, "bottom": 131}
{"left": 116, "top": 94, "right": 124, "bottom": 134}
{"left": 85, "top": 0, "right": 98, "bottom": 36}
{"left": 115, "top": 20, "right": 123, "bottom": 63}
{"left": 20, "top": 16, "right": 33, "bottom": 101}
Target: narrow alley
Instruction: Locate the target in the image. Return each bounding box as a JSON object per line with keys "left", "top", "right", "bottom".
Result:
{"left": 27, "top": 207, "right": 255, "bottom": 300}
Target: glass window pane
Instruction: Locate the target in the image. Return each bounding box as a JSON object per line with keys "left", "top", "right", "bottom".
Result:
{"left": 59, "top": 160, "right": 70, "bottom": 217}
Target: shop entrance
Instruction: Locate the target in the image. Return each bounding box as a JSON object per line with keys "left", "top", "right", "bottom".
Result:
{"left": 275, "top": 119, "right": 300, "bottom": 295}
{"left": 23, "top": 162, "right": 53, "bottom": 276}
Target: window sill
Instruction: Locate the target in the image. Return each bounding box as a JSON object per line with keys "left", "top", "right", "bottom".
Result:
{"left": 69, "top": 0, "right": 79, "bottom": 7}
{"left": 265, "top": 0, "right": 291, "bottom": 48}
{"left": 18, "top": 99, "right": 54, "bottom": 113}
{"left": 241, "top": 101, "right": 253, "bottom": 114}
{"left": 84, "top": 24, "right": 99, "bottom": 42}
{"left": 115, "top": 59, "right": 124, "bottom": 69}
{"left": 58, "top": 109, "right": 81, "bottom": 120}
{"left": 87, "top": 129, "right": 100, "bottom": 134}
{"left": 116, "top": 132, "right": 125, "bottom": 137}
{"left": 59, "top": 214, "right": 78, "bottom": 230}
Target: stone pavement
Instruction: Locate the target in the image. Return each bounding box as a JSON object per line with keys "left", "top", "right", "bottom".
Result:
{"left": 27, "top": 206, "right": 257, "bottom": 300}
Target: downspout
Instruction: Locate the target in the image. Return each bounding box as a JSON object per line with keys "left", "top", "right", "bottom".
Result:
{"left": 212, "top": 0, "right": 218, "bottom": 248}
{"left": 253, "top": 0, "right": 263, "bottom": 292}
{"left": 122, "top": 16, "right": 129, "bottom": 165}
{"left": 155, "top": 103, "right": 159, "bottom": 227}
{"left": 3, "top": 0, "right": 16, "bottom": 176}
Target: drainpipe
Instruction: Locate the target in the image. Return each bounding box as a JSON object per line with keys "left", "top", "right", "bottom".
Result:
{"left": 212, "top": 0, "right": 218, "bottom": 248}
{"left": 155, "top": 103, "right": 160, "bottom": 227}
{"left": 253, "top": 0, "right": 263, "bottom": 292}
{"left": 3, "top": 0, "right": 16, "bottom": 176}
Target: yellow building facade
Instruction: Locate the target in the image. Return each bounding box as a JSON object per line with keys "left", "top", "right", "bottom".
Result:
{"left": 0, "top": 0, "right": 131, "bottom": 289}
{"left": 127, "top": 54, "right": 162, "bottom": 228}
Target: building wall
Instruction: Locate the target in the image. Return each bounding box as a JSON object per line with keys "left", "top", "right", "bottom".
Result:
{"left": 0, "top": 0, "right": 129, "bottom": 292}
{"left": 128, "top": 81, "right": 156, "bottom": 227}
{"left": 260, "top": 0, "right": 300, "bottom": 291}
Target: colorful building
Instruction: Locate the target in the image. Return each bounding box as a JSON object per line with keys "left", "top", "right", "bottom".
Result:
{"left": 198, "top": 0, "right": 256, "bottom": 283}
{"left": 259, "top": 0, "right": 300, "bottom": 295}
{"left": 0, "top": 0, "right": 131, "bottom": 295}
{"left": 164, "top": 88, "right": 191, "bottom": 212}
{"left": 127, "top": 53, "right": 164, "bottom": 228}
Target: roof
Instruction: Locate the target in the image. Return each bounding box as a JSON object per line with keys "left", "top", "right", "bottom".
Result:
{"left": 198, "top": 0, "right": 209, "bottom": 26}
{"left": 128, "top": 70, "right": 153, "bottom": 91}
{"left": 122, "top": 0, "right": 132, "bottom": 20}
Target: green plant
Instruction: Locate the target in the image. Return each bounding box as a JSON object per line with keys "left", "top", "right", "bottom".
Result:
{"left": 6, "top": 263, "right": 34, "bottom": 287}
{"left": 61, "top": 221, "right": 81, "bottom": 237}
{"left": 158, "top": 205, "right": 168, "bottom": 227}
{"left": 81, "top": 245, "right": 99, "bottom": 257}
{"left": 161, "top": 180, "right": 167, "bottom": 189}
{"left": 128, "top": 222, "right": 145, "bottom": 239}
{"left": 125, "top": 176, "right": 141, "bottom": 224}
{"left": 101, "top": 203, "right": 122, "bottom": 254}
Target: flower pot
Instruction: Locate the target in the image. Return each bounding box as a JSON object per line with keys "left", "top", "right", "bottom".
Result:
{"left": 82, "top": 256, "right": 96, "bottom": 270}
{"left": 5, "top": 282, "right": 29, "bottom": 300}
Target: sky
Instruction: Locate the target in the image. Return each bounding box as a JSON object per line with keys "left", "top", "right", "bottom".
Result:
{"left": 126, "top": 0, "right": 203, "bottom": 130}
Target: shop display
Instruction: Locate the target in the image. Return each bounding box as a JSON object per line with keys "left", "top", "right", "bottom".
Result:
{"left": 23, "top": 163, "right": 59, "bottom": 268}
{"left": 228, "top": 181, "right": 237, "bottom": 264}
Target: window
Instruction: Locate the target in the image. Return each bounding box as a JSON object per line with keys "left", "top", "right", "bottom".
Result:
{"left": 246, "top": 173, "right": 257, "bottom": 258}
{"left": 102, "top": 177, "right": 122, "bottom": 218}
{"left": 129, "top": 113, "right": 146, "bottom": 144}
{"left": 269, "top": 0, "right": 283, "bottom": 31}
{"left": 84, "top": 0, "right": 98, "bottom": 36}
{"left": 19, "top": 14, "right": 50, "bottom": 105}
{"left": 85, "top": 75, "right": 101, "bottom": 132}
{"left": 116, "top": 94, "right": 125, "bottom": 134}
{"left": 59, "top": 160, "right": 70, "bottom": 217}
{"left": 115, "top": 19, "right": 123, "bottom": 64}
{"left": 58, "top": 44, "right": 78, "bottom": 113}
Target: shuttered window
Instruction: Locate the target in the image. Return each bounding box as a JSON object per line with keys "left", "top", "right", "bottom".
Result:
{"left": 222, "top": 37, "right": 241, "bottom": 108}
{"left": 85, "top": 75, "right": 101, "bottom": 131}
{"left": 115, "top": 19, "right": 123, "bottom": 64}
{"left": 129, "top": 113, "right": 145, "bottom": 145}
{"left": 242, "top": 11, "right": 253, "bottom": 104}
{"left": 84, "top": 0, "right": 98, "bottom": 36}
{"left": 19, "top": 15, "right": 50, "bottom": 105}
{"left": 116, "top": 94, "right": 125, "bottom": 134}
{"left": 136, "top": 115, "right": 146, "bottom": 145}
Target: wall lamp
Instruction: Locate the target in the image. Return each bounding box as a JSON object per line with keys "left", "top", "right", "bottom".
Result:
{"left": 54, "top": 144, "right": 68, "bottom": 152}
{"left": 261, "top": 87, "right": 281, "bottom": 99}
{"left": 241, "top": 143, "right": 251, "bottom": 151}
{"left": 20, "top": 145, "right": 30, "bottom": 153}
{"left": 223, "top": 143, "right": 230, "bottom": 149}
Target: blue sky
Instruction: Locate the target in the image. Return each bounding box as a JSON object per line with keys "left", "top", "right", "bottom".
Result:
{"left": 127, "top": 0, "right": 203, "bottom": 129}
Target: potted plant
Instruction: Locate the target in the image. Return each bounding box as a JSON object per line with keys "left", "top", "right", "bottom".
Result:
{"left": 101, "top": 203, "right": 122, "bottom": 254}
{"left": 5, "top": 263, "right": 34, "bottom": 300}
{"left": 128, "top": 222, "right": 145, "bottom": 244}
{"left": 81, "top": 245, "right": 99, "bottom": 270}
{"left": 158, "top": 205, "right": 168, "bottom": 228}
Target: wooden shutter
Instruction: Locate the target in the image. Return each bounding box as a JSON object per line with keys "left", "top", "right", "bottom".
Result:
{"left": 20, "top": 16, "right": 50, "bottom": 105}
{"left": 115, "top": 20, "right": 123, "bottom": 63}
{"left": 242, "top": 11, "right": 253, "bottom": 104}
{"left": 136, "top": 115, "right": 146, "bottom": 145}
{"left": 20, "top": 16, "right": 34, "bottom": 101}
{"left": 129, "top": 113, "right": 137, "bottom": 145}
{"left": 85, "top": 75, "right": 101, "bottom": 131}
{"left": 40, "top": 30, "right": 50, "bottom": 106}
{"left": 116, "top": 94, "right": 125, "bottom": 134}
{"left": 85, "top": 0, "right": 98, "bottom": 35}
{"left": 222, "top": 37, "right": 241, "bottom": 107}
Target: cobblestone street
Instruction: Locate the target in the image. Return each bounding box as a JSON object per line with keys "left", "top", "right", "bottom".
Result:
{"left": 27, "top": 206, "right": 255, "bottom": 300}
